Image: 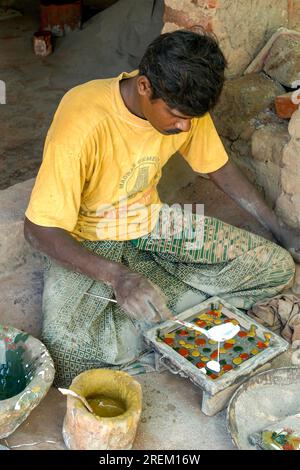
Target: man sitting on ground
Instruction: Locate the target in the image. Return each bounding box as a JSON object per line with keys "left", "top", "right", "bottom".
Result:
{"left": 24, "top": 30, "right": 297, "bottom": 386}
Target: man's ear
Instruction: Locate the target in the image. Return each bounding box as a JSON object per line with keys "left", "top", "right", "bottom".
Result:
{"left": 137, "top": 75, "right": 152, "bottom": 98}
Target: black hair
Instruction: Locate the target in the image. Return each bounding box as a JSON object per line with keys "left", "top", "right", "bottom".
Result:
{"left": 139, "top": 29, "right": 227, "bottom": 117}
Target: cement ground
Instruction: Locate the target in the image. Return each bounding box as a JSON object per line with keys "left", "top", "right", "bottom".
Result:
{"left": 0, "top": 350, "right": 294, "bottom": 451}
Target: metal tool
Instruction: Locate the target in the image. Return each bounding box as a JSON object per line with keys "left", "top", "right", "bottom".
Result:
{"left": 58, "top": 388, "right": 94, "bottom": 413}
{"left": 83, "top": 292, "right": 117, "bottom": 303}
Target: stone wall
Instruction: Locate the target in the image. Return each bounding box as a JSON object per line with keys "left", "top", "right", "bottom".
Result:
{"left": 163, "top": 0, "right": 292, "bottom": 77}
{"left": 289, "top": 0, "right": 300, "bottom": 30}
{"left": 276, "top": 109, "right": 300, "bottom": 229}
{"left": 212, "top": 70, "right": 300, "bottom": 232}
{"left": 212, "top": 72, "right": 289, "bottom": 208}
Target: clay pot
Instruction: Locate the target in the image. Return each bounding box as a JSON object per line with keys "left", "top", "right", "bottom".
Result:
{"left": 62, "top": 369, "right": 142, "bottom": 450}
{"left": 0, "top": 324, "right": 55, "bottom": 438}
{"left": 33, "top": 31, "right": 52, "bottom": 57}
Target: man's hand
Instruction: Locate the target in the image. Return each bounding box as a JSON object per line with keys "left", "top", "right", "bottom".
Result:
{"left": 111, "top": 266, "right": 173, "bottom": 323}
{"left": 24, "top": 219, "right": 174, "bottom": 324}
{"left": 275, "top": 225, "right": 300, "bottom": 263}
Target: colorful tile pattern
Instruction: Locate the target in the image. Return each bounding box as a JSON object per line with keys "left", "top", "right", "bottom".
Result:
{"left": 159, "top": 304, "right": 271, "bottom": 380}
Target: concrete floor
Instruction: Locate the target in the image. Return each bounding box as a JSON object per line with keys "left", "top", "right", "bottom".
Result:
{"left": 0, "top": 349, "right": 294, "bottom": 451}
{"left": 0, "top": 5, "right": 298, "bottom": 452}
{"left": 0, "top": 373, "right": 233, "bottom": 450}
{"left": 0, "top": 176, "right": 293, "bottom": 451}
{"left": 0, "top": 1, "right": 164, "bottom": 189}
{"left": 0, "top": 167, "right": 281, "bottom": 451}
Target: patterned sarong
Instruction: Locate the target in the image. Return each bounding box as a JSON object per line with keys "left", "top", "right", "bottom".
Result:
{"left": 42, "top": 210, "right": 295, "bottom": 386}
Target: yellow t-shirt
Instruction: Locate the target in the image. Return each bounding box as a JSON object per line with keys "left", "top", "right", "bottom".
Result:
{"left": 25, "top": 70, "right": 228, "bottom": 241}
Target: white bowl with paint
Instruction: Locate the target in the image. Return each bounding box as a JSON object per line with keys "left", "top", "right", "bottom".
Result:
{"left": 0, "top": 324, "right": 55, "bottom": 438}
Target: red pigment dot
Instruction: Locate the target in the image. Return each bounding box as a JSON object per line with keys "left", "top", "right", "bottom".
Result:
{"left": 223, "top": 364, "right": 233, "bottom": 371}
{"left": 196, "top": 362, "right": 205, "bottom": 369}
{"left": 163, "top": 338, "right": 174, "bottom": 346}
{"left": 224, "top": 342, "right": 233, "bottom": 350}
{"left": 178, "top": 348, "right": 189, "bottom": 357}
{"left": 257, "top": 341, "right": 267, "bottom": 349}
{"left": 240, "top": 353, "right": 249, "bottom": 360}
{"left": 211, "top": 351, "right": 218, "bottom": 360}
{"left": 238, "top": 331, "right": 247, "bottom": 337}
{"left": 178, "top": 330, "right": 188, "bottom": 336}
{"left": 210, "top": 374, "right": 218, "bottom": 380}
{"left": 208, "top": 310, "right": 219, "bottom": 317}
{"left": 283, "top": 443, "right": 295, "bottom": 451}
{"left": 195, "top": 338, "right": 206, "bottom": 346}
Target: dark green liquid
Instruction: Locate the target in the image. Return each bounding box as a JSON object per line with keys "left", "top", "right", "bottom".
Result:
{"left": 87, "top": 395, "right": 126, "bottom": 417}
{"left": 0, "top": 361, "right": 27, "bottom": 400}
{"left": 0, "top": 333, "right": 29, "bottom": 400}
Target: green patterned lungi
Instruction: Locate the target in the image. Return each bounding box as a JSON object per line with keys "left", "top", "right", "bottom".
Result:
{"left": 42, "top": 211, "right": 295, "bottom": 386}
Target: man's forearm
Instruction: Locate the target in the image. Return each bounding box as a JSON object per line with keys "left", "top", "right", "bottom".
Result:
{"left": 24, "top": 218, "right": 173, "bottom": 321}
{"left": 24, "top": 217, "right": 123, "bottom": 285}
{"left": 209, "top": 160, "right": 282, "bottom": 239}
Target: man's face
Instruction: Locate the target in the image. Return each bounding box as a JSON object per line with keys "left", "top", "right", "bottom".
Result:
{"left": 137, "top": 76, "right": 193, "bottom": 135}
{"left": 143, "top": 98, "right": 193, "bottom": 135}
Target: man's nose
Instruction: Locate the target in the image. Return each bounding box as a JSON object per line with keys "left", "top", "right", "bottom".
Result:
{"left": 176, "top": 120, "right": 191, "bottom": 132}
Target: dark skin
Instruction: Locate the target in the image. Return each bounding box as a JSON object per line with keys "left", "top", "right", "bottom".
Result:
{"left": 209, "top": 162, "right": 300, "bottom": 263}
{"left": 24, "top": 221, "right": 171, "bottom": 323}
{"left": 24, "top": 74, "right": 300, "bottom": 325}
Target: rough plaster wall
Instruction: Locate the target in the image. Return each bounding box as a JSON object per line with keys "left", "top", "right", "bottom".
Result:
{"left": 211, "top": 71, "right": 289, "bottom": 214}
{"left": 163, "top": 0, "right": 289, "bottom": 77}
{"left": 276, "top": 109, "right": 300, "bottom": 229}
{"left": 289, "top": 0, "right": 300, "bottom": 30}
{"left": 163, "top": 0, "right": 216, "bottom": 32}
{"left": 251, "top": 122, "right": 290, "bottom": 208}
{"left": 214, "top": 0, "right": 288, "bottom": 77}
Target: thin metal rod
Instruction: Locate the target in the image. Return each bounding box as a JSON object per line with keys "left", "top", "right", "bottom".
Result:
{"left": 83, "top": 292, "right": 117, "bottom": 303}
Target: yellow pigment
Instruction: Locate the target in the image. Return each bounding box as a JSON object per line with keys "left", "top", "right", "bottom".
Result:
{"left": 87, "top": 395, "right": 126, "bottom": 418}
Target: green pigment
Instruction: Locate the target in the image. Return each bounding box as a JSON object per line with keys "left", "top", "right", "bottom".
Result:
{"left": 0, "top": 358, "right": 27, "bottom": 400}
{"left": 87, "top": 395, "right": 126, "bottom": 417}
{"left": 0, "top": 333, "right": 29, "bottom": 400}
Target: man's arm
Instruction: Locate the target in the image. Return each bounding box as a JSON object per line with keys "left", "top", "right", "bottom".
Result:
{"left": 24, "top": 218, "right": 172, "bottom": 322}
{"left": 209, "top": 160, "right": 300, "bottom": 261}
{"left": 209, "top": 160, "right": 280, "bottom": 234}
